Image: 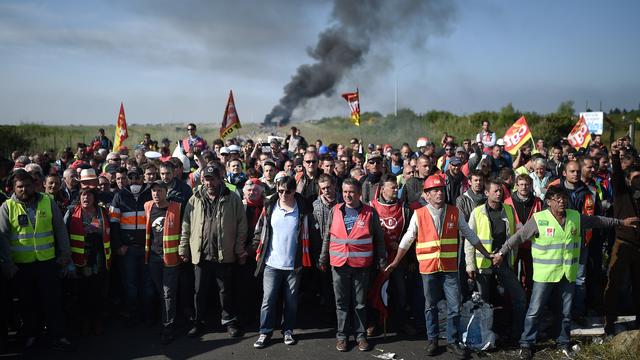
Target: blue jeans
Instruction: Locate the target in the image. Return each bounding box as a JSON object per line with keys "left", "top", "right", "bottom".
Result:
{"left": 476, "top": 261, "right": 527, "bottom": 335}
{"left": 520, "top": 277, "right": 574, "bottom": 347}
{"left": 572, "top": 241, "right": 589, "bottom": 317}
{"left": 119, "top": 245, "right": 155, "bottom": 319}
{"left": 259, "top": 266, "right": 301, "bottom": 334}
{"left": 332, "top": 265, "right": 370, "bottom": 341}
{"left": 422, "top": 272, "right": 460, "bottom": 344}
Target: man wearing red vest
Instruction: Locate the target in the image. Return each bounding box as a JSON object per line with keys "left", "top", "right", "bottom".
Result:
{"left": 385, "top": 174, "right": 492, "bottom": 359}
{"left": 369, "top": 174, "right": 414, "bottom": 335}
{"left": 144, "top": 180, "right": 182, "bottom": 344}
{"left": 505, "top": 174, "right": 543, "bottom": 298}
{"left": 319, "top": 178, "right": 386, "bottom": 352}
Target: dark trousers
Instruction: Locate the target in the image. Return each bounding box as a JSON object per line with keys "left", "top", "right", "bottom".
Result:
{"left": 193, "top": 260, "right": 237, "bottom": 326}
{"left": 332, "top": 265, "right": 370, "bottom": 341}
{"left": 514, "top": 245, "right": 533, "bottom": 299}
{"left": 604, "top": 240, "right": 640, "bottom": 333}
{"left": 74, "top": 271, "right": 107, "bottom": 323}
{"left": 15, "top": 260, "right": 66, "bottom": 339}
{"left": 119, "top": 245, "right": 155, "bottom": 320}
{"left": 233, "top": 260, "right": 259, "bottom": 326}
{"left": 178, "top": 262, "right": 195, "bottom": 319}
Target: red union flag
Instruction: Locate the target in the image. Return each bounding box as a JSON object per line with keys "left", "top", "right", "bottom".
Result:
{"left": 567, "top": 116, "right": 592, "bottom": 150}
{"left": 503, "top": 116, "right": 533, "bottom": 155}
{"left": 220, "top": 90, "right": 242, "bottom": 140}
{"left": 367, "top": 270, "right": 388, "bottom": 323}
{"left": 341, "top": 89, "right": 360, "bottom": 126}
{"left": 112, "top": 102, "right": 128, "bottom": 152}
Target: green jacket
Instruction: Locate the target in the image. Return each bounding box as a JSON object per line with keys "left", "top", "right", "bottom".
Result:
{"left": 179, "top": 185, "right": 247, "bottom": 264}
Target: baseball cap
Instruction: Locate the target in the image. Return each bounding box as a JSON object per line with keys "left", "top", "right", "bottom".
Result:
{"left": 496, "top": 138, "right": 505, "bottom": 146}
{"left": 228, "top": 144, "right": 241, "bottom": 153}
{"left": 150, "top": 179, "right": 168, "bottom": 190}
{"left": 368, "top": 152, "right": 383, "bottom": 161}
{"left": 455, "top": 146, "right": 466, "bottom": 153}
{"left": 202, "top": 165, "right": 220, "bottom": 178}
{"left": 219, "top": 147, "right": 230, "bottom": 155}
{"left": 449, "top": 157, "right": 463, "bottom": 166}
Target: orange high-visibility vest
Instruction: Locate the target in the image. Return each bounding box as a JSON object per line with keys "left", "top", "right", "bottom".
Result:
{"left": 329, "top": 204, "right": 374, "bottom": 268}
{"left": 415, "top": 205, "right": 459, "bottom": 274}
{"left": 144, "top": 201, "right": 182, "bottom": 267}
{"left": 69, "top": 206, "right": 112, "bottom": 270}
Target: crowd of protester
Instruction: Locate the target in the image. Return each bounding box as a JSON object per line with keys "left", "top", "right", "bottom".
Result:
{"left": 0, "top": 120, "right": 639, "bottom": 360}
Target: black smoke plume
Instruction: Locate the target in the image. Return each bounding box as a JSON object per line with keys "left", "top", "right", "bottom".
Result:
{"left": 264, "top": 0, "right": 455, "bottom": 125}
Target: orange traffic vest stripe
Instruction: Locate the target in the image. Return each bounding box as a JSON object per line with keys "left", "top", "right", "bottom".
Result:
{"left": 69, "top": 206, "right": 112, "bottom": 270}
{"left": 329, "top": 203, "right": 374, "bottom": 268}
{"left": 415, "top": 205, "right": 459, "bottom": 274}
{"left": 144, "top": 200, "right": 182, "bottom": 267}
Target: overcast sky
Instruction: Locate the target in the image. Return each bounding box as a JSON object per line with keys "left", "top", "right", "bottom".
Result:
{"left": 1, "top": 0, "right": 639, "bottom": 125}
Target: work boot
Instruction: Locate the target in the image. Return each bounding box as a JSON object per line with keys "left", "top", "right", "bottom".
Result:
{"left": 425, "top": 339, "right": 438, "bottom": 356}
{"left": 518, "top": 346, "right": 533, "bottom": 360}
{"left": 357, "top": 338, "right": 370, "bottom": 351}
{"left": 336, "top": 339, "right": 347, "bottom": 352}
{"left": 446, "top": 342, "right": 468, "bottom": 359}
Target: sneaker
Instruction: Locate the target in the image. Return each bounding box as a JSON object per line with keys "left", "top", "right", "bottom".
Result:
{"left": 518, "top": 346, "right": 533, "bottom": 360}
{"left": 558, "top": 344, "right": 577, "bottom": 359}
{"left": 253, "top": 334, "right": 270, "bottom": 349}
{"left": 227, "top": 324, "right": 241, "bottom": 338}
{"left": 51, "top": 337, "right": 75, "bottom": 352}
{"left": 425, "top": 339, "right": 438, "bottom": 356}
{"left": 446, "top": 342, "right": 468, "bottom": 359}
{"left": 357, "top": 338, "right": 370, "bottom": 351}
{"left": 336, "top": 339, "right": 348, "bottom": 352}
{"left": 283, "top": 331, "right": 296, "bottom": 345}
{"left": 187, "top": 323, "right": 204, "bottom": 338}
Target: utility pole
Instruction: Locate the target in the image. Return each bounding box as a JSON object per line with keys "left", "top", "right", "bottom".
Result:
{"left": 394, "top": 78, "right": 398, "bottom": 117}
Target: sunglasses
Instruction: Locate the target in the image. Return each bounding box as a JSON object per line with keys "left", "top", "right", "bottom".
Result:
{"left": 127, "top": 174, "right": 141, "bottom": 180}
{"left": 187, "top": 128, "right": 195, "bottom": 131}
{"left": 445, "top": 148, "right": 453, "bottom": 151}
{"left": 277, "top": 189, "right": 293, "bottom": 195}
{"left": 368, "top": 160, "right": 381, "bottom": 164}
{"left": 304, "top": 160, "right": 317, "bottom": 164}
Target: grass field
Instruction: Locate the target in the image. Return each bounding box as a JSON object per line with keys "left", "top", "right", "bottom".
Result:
{"left": 1, "top": 107, "right": 638, "bottom": 155}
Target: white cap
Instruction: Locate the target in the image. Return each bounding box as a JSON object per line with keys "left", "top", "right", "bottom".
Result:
{"left": 496, "top": 138, "right": 505, "bottom": 146}
{"left": 219, "top": 146, "right": 230, "bottom": 155}
{"left": 416, "top": 137, "right": 429, "bottom": 148}
{"left": 228, "top": 144, "right": 241, "bottom": 153}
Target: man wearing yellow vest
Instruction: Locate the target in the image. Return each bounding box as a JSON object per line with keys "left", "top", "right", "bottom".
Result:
{"left": 0, "top": 169, "right": 74, "bottom": 351}
{"left": 492, "top": 185, "right": 638, "bottom": 360}
{"left": 465, "top": 177, "right": 526, "bottom": 343}
{"left": 385, "top": 174, "right": 492, "bottom": 359}
{"left": 144, "top": 180, "right": 182, "bottom": 344}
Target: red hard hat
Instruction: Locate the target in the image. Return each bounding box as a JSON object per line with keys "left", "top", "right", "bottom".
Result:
{"left": 423, "top": 174, "right": 445, "bottom": 191}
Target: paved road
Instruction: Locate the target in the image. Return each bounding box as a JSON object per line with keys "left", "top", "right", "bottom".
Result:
{"left": 3, "top": 310, "right": 471, "bottom": 360}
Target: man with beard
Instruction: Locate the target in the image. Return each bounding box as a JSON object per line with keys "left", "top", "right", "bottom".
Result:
{"left": 369, "top": 174, "right": 414, "bottom": 335}
{"left": 444, "top": 157, "right": 468, "bottom": 205}
{"left": 362, "top": 152, "right": 384, "bottom": 204}
{"left": 504, "top": 174, "right": 542, "bottom": 297}
{"left": 0, "top": 169, "right": 73, "bottom": 351}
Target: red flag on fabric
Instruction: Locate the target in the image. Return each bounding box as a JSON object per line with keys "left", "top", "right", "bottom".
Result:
{"left": 502, "top": 116, "right": 533, "bottom": 155}
{"left": 368, "top": 271, "right": 389, "bottom": 323}
{"left": 567, "top": 116, "right": 592, "bottom": 150}
{"left": 220, "top": 90, "right": 242, "bottom": 140}
{"left": 112, "top": 102, "right": 128, "bottom": 152}
{"left": 341, "top": 89, "right": 361, "bottom": 126}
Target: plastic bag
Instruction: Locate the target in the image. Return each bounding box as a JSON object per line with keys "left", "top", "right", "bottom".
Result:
{"left": 461, "top": 292, "right": 495, "bottom": 351}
